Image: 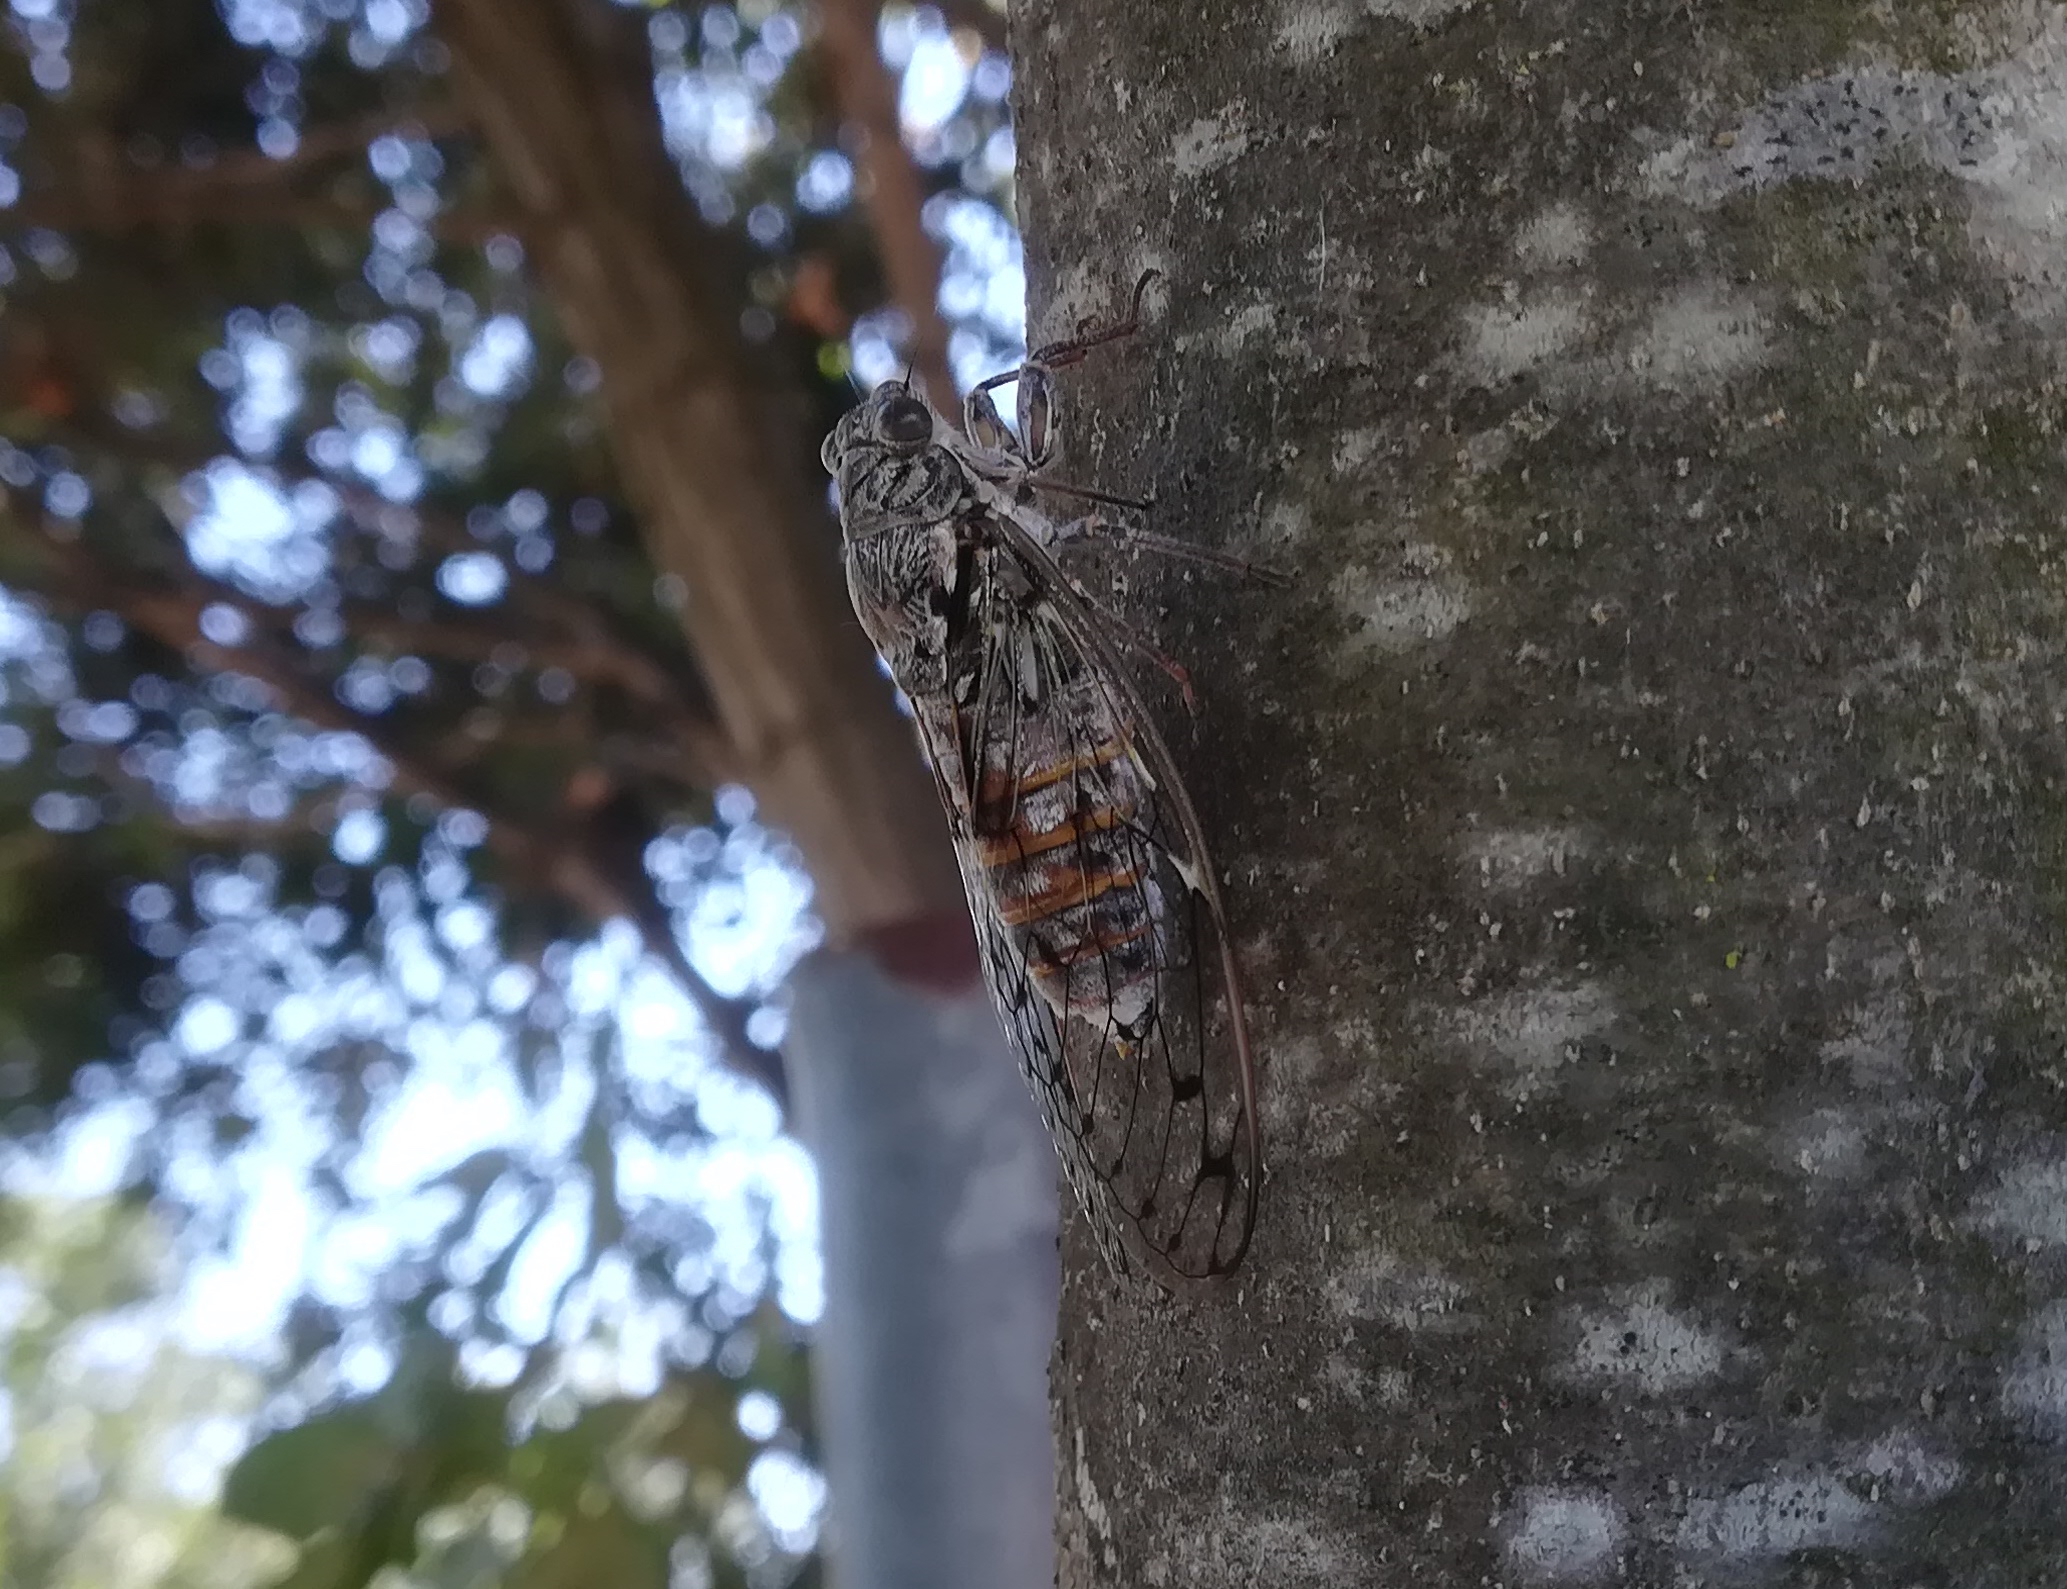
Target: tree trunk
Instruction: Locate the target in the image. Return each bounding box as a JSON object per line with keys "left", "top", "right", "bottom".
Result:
{"left": 1017, "top": 3, "right": 2067, "bottom": 1580}
{"left": 436, "top": 0, "right": 962, "bottom": 939}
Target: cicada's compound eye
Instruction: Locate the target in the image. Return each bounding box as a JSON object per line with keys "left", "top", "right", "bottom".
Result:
{"left": 878, "top": 392, "right": 933, "bottom": 447}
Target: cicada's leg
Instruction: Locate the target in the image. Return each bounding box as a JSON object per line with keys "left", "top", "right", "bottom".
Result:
{"left": 972, "top": 269, "right": 1164, "bottom": 472}
{"left": 1015, "top": 364, "right": 1059, "bottom": 470}
{"left": 1042, "top": 552, "right": 1199, "bottom": 715}
{"left": 965, "top": 364, "right": 1054, "bottom": 471}
{"left": 1051, "top": 513, "right": 1289, "bottom": 588}
{"left": 1025, "top": 267, "right": 1161, "bottom": 370}
{"left": 1081, "top": 603, "right": 1196, "bottom": 714}
{"left": 962, "top": 384, "right": 1022, "bottom": 462}
{"left": 1037, "top": 477, "right": 1155, "bottom": 514}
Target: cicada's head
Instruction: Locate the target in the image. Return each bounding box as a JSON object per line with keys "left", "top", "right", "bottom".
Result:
{"left": 820, "top": 380, "right": 934, "bottom": 472}
{"left": 821, "top": 380, "right": 963, "bottom": 538}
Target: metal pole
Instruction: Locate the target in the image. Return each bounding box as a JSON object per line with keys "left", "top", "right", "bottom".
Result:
{"left": 786, "top": 945, "right": 1058, "bottom": 1589}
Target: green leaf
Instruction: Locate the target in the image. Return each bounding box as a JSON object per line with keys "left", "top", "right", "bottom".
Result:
{"left": 260, "top": 1531, "right": 357, "bottom": 1589}
{"left": 222, "top": 1411, "right": 402, "bottom": 1541}
{"left": 510, "top": 1508, "right": 671, "bottom": 1589}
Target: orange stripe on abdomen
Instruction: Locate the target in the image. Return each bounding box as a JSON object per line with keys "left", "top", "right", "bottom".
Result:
{"left": 973, "top": 735, "right": 1128, "bottom": 821}
{"left": 994, "top": 854, "right": 1143, "bottom": 927}
{"left": 963, "top": 718, "right": 1162, "bottom": 1023}
{"left": 973, "top": 795, "right": 1131, "bottom": 867}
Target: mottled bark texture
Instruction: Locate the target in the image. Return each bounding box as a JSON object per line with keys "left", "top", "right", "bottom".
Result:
{"left": 1016, "top": 2, "right": 2067, "bottom": 1582}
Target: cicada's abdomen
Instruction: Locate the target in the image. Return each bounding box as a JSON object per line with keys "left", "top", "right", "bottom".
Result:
{"left": 969, "top": 665, "right": 1165, "bottom": 1036}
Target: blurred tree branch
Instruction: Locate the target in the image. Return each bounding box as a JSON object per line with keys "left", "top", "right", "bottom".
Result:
{"left": 329, "top": 488, "right": 735, "bottom": 765}
{"left": 434, "top": 0, "right": 965, "bottom": 942}
{"left": 13, "top": 104, "right": 472, "bottom": 233}
{"left": 329, "top": 599, "right": 733, "bottom": 781}
{"left": 9, "top": 521, "right": 783, "bottom": 1101}
{"left": 6, "top": 186, "right": 512, "bottom": 242}
{"left": 818, "top": 0, "right": 959, "bottom": 411}
{"left": 0, "top": 358, "right": 736, "bottom": 787}
{"left": 7, "top": 191, "right": 515, "bottom": 241}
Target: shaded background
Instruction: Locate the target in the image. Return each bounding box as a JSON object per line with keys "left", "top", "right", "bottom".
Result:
{"left": 0, "top": 0, "right": 1020, "bottom": 1581}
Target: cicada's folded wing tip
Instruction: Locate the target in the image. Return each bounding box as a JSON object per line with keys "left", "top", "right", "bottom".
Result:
{"left": 1087, "top": 1180, "right": 1259, "bottom": 1295}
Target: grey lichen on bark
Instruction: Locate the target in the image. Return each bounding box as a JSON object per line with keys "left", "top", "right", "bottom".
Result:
{"left": 1014, "top": 0, "right": 2067, "bottom": 1581}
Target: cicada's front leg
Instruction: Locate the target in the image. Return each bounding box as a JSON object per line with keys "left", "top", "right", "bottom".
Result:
{"left": 965, "top": 268, "right": 1163, "bottom": 473}
{"left": 962, "top": 364, "right": 1058, "bottom": 473}
{"left": 962, "top": 382, "right": 1029, "bottom": 465}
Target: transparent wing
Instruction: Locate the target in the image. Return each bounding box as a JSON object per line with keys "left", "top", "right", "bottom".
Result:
{"left": 910, "top": 556, "right": 1260, "bottom": 1286}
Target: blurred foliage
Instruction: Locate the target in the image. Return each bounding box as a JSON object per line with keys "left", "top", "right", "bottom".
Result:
{"left": 0, "top": 0, "right": 1019, "bottom": 1583}
{"left": 219, "top": 1305, "right": 814, "bottom": 1589}
{"left": 0, "top": 1194, "right": 293, "bottom": 1588}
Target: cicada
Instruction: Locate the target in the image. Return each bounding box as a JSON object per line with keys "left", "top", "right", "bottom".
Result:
{"left": 821, "top": 274, "right": 1262, "bottom": 1284}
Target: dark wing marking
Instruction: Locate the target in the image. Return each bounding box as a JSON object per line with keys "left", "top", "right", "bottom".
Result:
{"left": 910, "top": 522, "right": 1260, "bottom": 1286}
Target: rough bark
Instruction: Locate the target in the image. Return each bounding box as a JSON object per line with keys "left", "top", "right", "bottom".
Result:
{"left": 1016, "top": 2, "right": 2067, "bottom": 1581}
{"left": 436, "top": 0, "right": 962, "bottom": 939}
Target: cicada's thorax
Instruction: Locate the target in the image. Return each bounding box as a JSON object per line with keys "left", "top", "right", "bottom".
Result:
{"left": 832, "top": 431, "right": 968, "bottom": 702}
{"left": 955, "top": 580, "right": 1165, "bottom": 1039}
